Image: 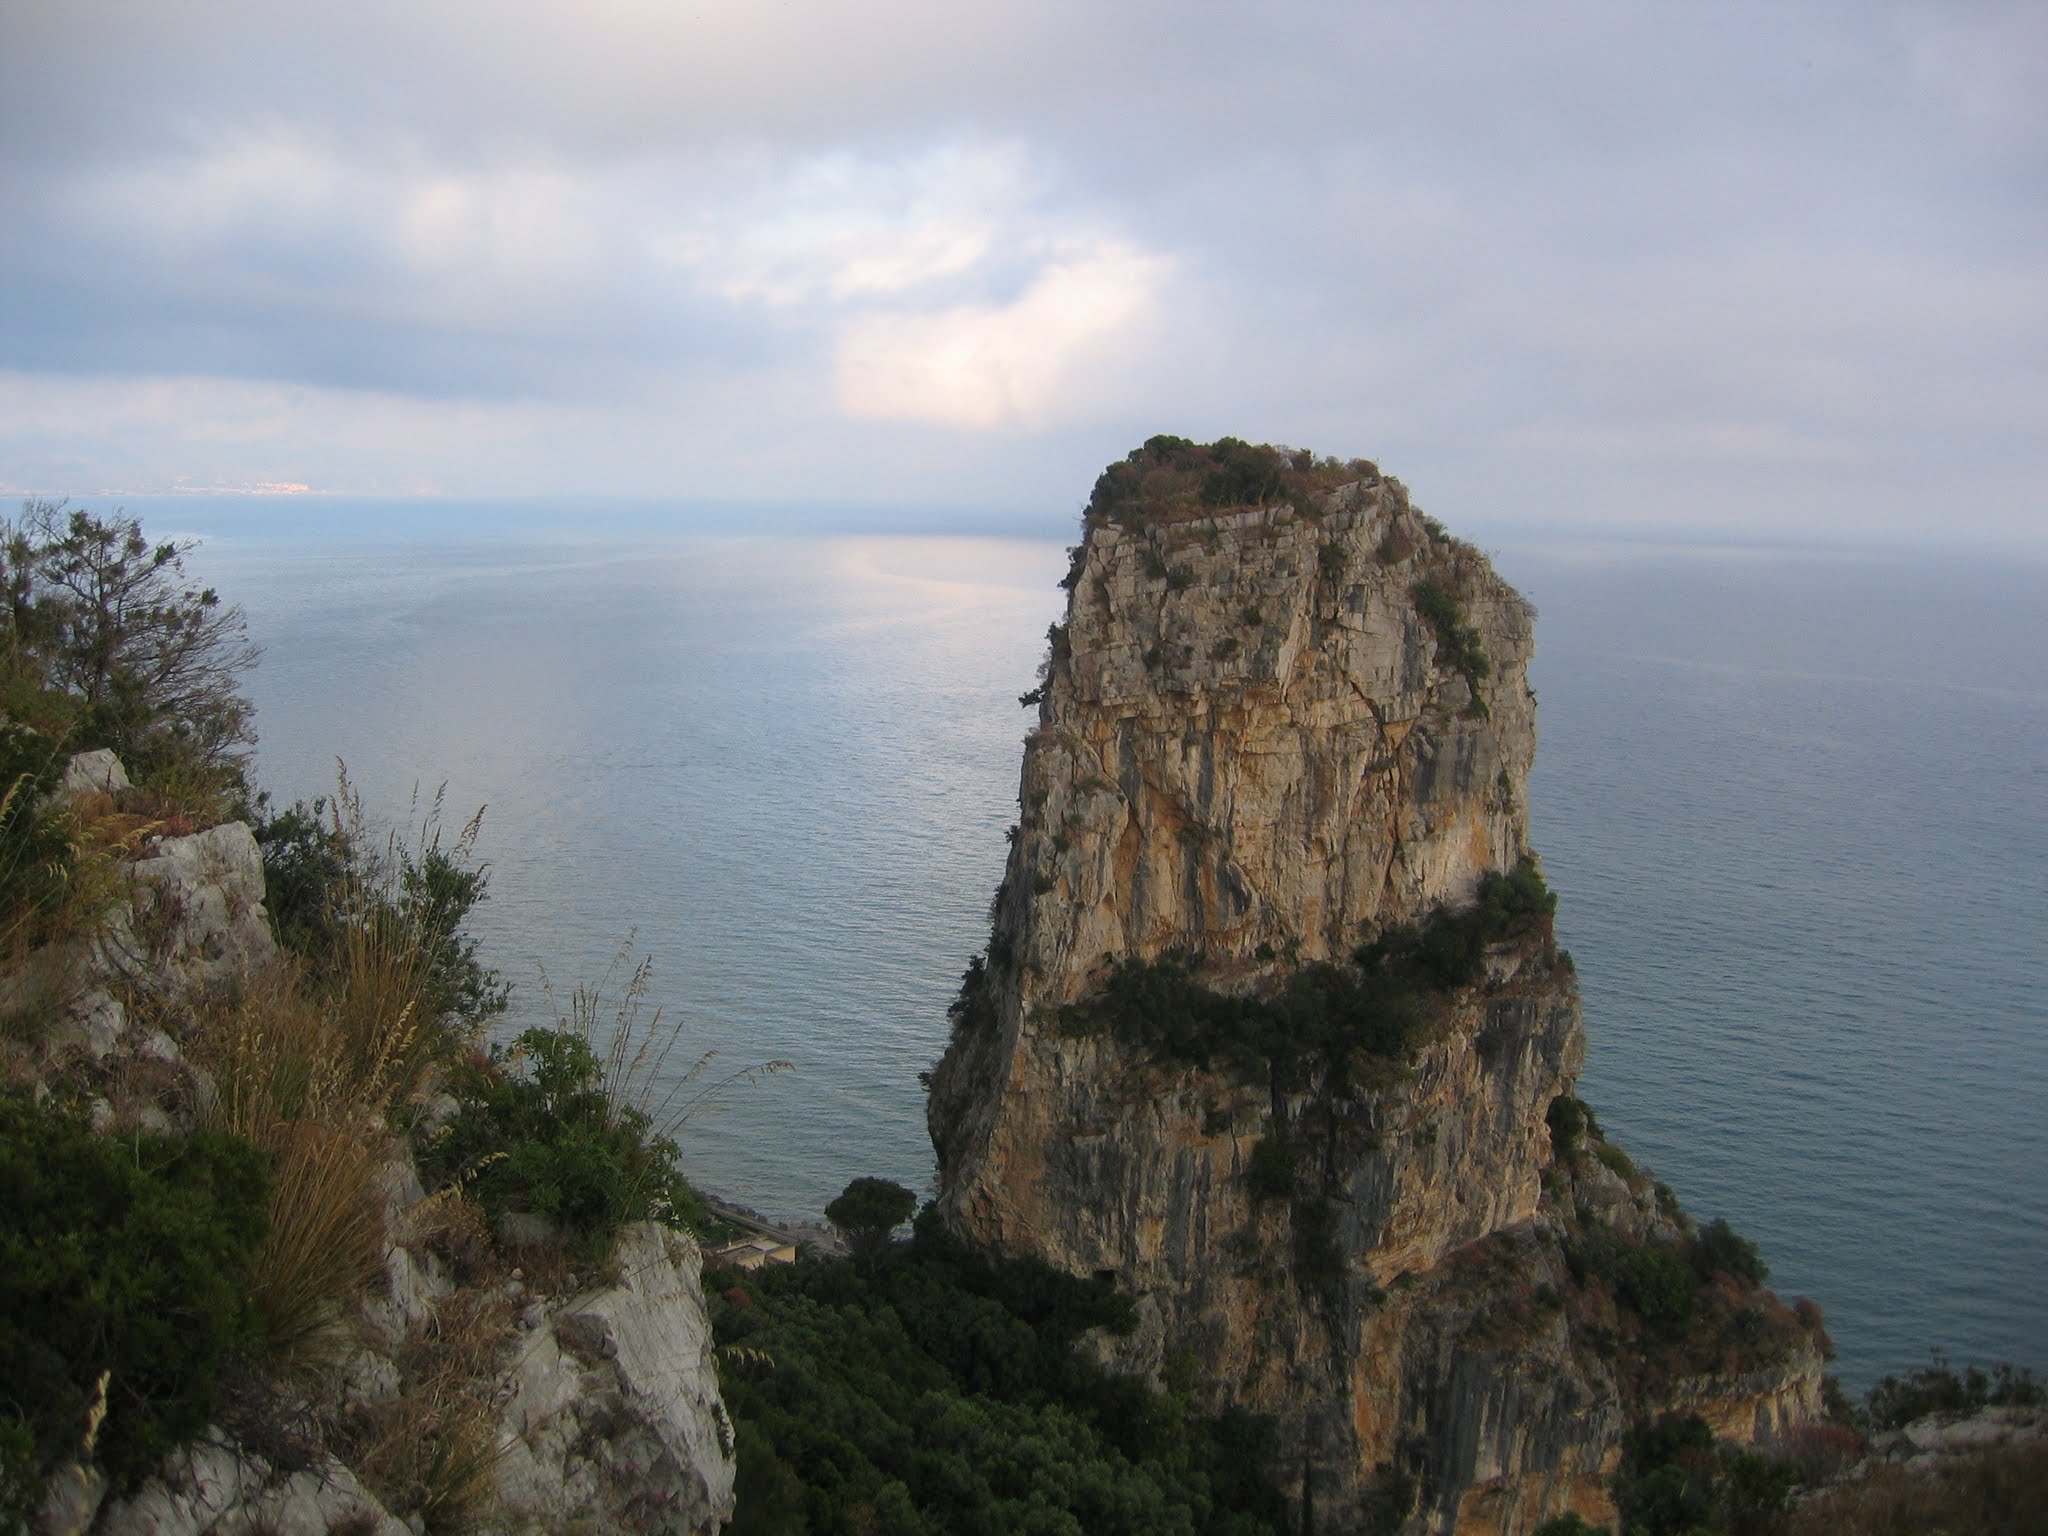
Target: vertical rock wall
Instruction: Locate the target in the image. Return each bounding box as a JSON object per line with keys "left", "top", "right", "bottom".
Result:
{"left": 928, "top": 457, "right": 1823, "bottom": 1533}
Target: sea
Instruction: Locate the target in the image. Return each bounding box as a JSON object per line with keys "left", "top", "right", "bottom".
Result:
{"left": 146, "top": 496, "right": 2046, "bottom": 1392}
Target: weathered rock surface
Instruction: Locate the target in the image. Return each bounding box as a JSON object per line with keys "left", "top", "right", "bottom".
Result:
{"left": 929, "top": 461, "right": 1824, "bottom": 1533}
{"left": 103, "top": 821, "right": 277, "bottom": 997}
{"left": 89, "top": 1435, "right": 408, "bottom": 1536}
{"left": 3, "top": 753, "right": 276, "bottom": 1064}
{"left": 13, "top": 753, "right": 738, "bottom": 1536}
{"left": 494, "top": 1223, "right": 736, "bottom": 1536}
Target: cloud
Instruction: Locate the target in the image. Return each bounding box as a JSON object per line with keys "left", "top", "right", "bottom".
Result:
{"left": 653, "top": 142, "right": 1033, "bottom": 307}
{"left": 0, "top": 1, "right": 2042, "bottom": 543}
{"left": 833, "top": 243, "right": 1170, "bottom": 429}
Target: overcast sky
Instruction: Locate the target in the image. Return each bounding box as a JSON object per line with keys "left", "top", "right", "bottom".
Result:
{"left": 1, "top": 1, "right": 2041, "bottom": 546}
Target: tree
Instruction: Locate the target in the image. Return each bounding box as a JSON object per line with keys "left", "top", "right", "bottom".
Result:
{"left": 825, "top": 1177, "right": 918, "bottom": 1269}
{"left": 0, "top": 502, "right": 258, "bottom": 794}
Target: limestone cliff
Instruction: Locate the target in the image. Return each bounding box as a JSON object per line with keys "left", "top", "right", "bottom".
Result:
{"left": 928, "top": 441, "right": 1824, "bottom": 1534}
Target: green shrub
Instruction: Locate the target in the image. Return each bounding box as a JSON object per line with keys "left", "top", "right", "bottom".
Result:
{"left": 1691, "top": 1218, "right": 1769, "bottom": 1287}
{"left": 1410, "top": 578, "right": 1492, "bottom": 709}
{"left": 1611, "top": 1414, "right": 1800, "bottom": 1536}
{"left": 1, "top": 502, "right": 258, "bottom": 808}
{"left": 0, "top": 724, "right": 87, "bottom": 962}
{"left": 1618, "top": 1245, "right": 1700, "bottom": 1330}
{"left": 947, "top": 953, "right": 998, "bottom": 1038}
{"left": 0, "top": 1095, "right": 267, "bottom": 1513}
{"left": 1595, "top": 1142, "right": 1637, "bottom": 1181}
{"left": 712, "top": 1213, "right": 1278, "bottom": 1535}
{"left": 1863, "top": 1355, "right": 2042, "bottom": 1431}
{"left": 1547, "top": 1095, "right": 1594, "bottom": 1156}
{"left": 825, "top": 1177, "right": 918, "bottom": 1268}
{"left": 1058, "top": 859, "right": 1556, "bottom": 1088}
{"left": 1084, "top": 436, "right": 1370, "bottom": 529}
{"left": 423, "top": 1025, "right": 706, "bottom": 1255}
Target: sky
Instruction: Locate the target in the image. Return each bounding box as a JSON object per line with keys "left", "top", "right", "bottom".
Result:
{"left": 1, "top": 1, "right": 2043, "bottom": 548}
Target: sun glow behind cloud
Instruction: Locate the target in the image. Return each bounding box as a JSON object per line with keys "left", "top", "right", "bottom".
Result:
{"left": 0, "top": 2, "right": 2042, "bottom": 543}
{"left": 835, "top": 242, "right": 1170, "bottom": 429}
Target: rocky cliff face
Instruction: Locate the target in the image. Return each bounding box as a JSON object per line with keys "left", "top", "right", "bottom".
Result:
{"left": 8, "top": 752, "right": 737, "bottom": 1536}
{"left": 928, "top": 447, "right": 1824, "bottom": 1534}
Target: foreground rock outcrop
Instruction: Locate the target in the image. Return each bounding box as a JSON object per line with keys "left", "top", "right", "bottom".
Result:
{"left": 8, "top": 753, "right": 736, "bottom": 1536}
{"left": 929, "top": 442, "right": 1825, "bottom": 1533}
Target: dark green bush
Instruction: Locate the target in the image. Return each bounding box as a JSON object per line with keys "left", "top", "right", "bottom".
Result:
{"left": 1059, "top": 860, "right": 1555, "bottom": 1089}
{"left": 1547, "top": 1094, "right": 1595, "bottom": 1156}
{"left": 1611, "top": 1414, "right": 1799, "bottom": 1536}
{"left": 826, "top": 1177, "right": 918, "bottom": 1268}
{"left": 421, "top": 1027, "right": 705, "bottom": 1254}
{"left": 1863, "top": 1356, "right": 2042, "bottom": 1431}
{"left": 948, "top": 953, "right": 999, "bottom": 1038}
{"left": 1, "top": 503, "right": 258, "bottom": 805}
{"left": 253, "top": 795, "right": 508, "bottom": 1037}
{"left": 1618, "top": 1245, "right": 1700, "bottom": 1330}
{"left": 1692, "top": 1218, "right": 1769, "bottom": 1287}
{"left": 1084, "top": 436, "right": 1370, "bottom": 529}
{"left": 0, "top": 1095, "right": 267, "bottom": 1515}
{"left": 713, "top": 1212, "right": 1278, "bottom": 1535}
{"left": 1410, "top": 578, "right": 1492, "bottom": 707}
{"left": 0, "top": 723, "right": 80, "bottom": 954}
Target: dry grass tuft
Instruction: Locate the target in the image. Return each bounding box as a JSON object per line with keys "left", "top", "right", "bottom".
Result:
{"left": 1784, "top": 1443, "right": 2048, "bottom": 1535}
{"left": 335, "top": 1288, "right": 513, "bottom": 1536}
{"left": 190, "top": 963, "right": 392, "bottom": 1376}
{"left": 251, "top": 1119, "right": 386, "bottom": 1374}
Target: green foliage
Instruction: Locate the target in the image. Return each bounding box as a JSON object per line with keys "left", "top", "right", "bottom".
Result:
{"left": 826, "top": 1177, "right": 919, "bottom": 1268}
{"left": 1532, "top": 1516, "right": 1610, "bottom": 1536}
{"left": 1410, "top": 578, "right": 1492, "bottom": 710}
{"left": 713, "top": 1212, "right": 1282, "bottom": 1535}
{"left": 1084, "top": 436, "right": 1377, "bottom": 529}
{"left": 0, "top": 501, "right": 258, "bottom": 804}
{"left": 1547, "top": 1094, "right": 1595, "bottom": 1157}
{"left": 0, "top": 1095, "right": 268, "bottom": 1513}
{"left": 253, "top": 789, "right": 509, "bottom": 1038}
{"left": 1355, "top": 857, "right": 1557, "bottom": 993}
{"left": 250, "top": 796, "right": 353, "bottom": 959}
{"left": 0, "top": 722, "right": 85, "bottom": 957}
{"left": 948, "top": 953, "right": 998, "bottom": 1038}
{"left": 1617, "top": 1245, "right": 1700, "bottom": 1331}
{"left": 1611, "top": 1415, "right": 1796, "bottom": 1536}
{"left": 1595, "top": 1142, "right": 1637, "bottom": 1181}
{"left": 1862, "top": 1355, "right": 2042, "bottom": 1432}
{"left": 421, "top": 1025, "right": 706, "bottom": 1255}
{"left": 1692, "top": 1218, "right": 1769, "bottom": 1288}
{"left": 1056, "top": 859, "right": 1560, "bottom": 1246}
{"left": 1358, "top": 1463, "right": 1416, "bottom": 1536}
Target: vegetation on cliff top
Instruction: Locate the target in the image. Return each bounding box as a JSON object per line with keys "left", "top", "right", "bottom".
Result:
{"left": 2, "top": 501, "right": 259, "bottom": 810}
{"left": 1083, "top": 435, "right": 1383, "bottom": 531}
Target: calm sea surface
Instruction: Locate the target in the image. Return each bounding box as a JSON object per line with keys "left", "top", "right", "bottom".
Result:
{"left": 173, "top": 502, "right": 2045, "bottom": 1389}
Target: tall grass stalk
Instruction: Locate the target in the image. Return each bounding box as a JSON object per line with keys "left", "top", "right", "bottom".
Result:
{"left": 544, "top": 941, "right": 795, "bottom": 1149}
{"left": 251, "top": 1119, "right": 384, "bottom": 1374}
{"left": 321, "top": 771, "right": 490, "bottom": 1112}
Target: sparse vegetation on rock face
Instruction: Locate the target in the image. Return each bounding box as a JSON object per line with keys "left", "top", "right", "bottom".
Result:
{"left": 0, "top": 507, "right": 738, "bottom": 1536}
{"left": 927, "top": 446, "right": 1833, "bottom": 1532}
